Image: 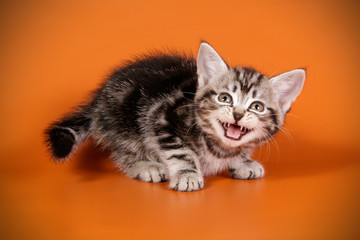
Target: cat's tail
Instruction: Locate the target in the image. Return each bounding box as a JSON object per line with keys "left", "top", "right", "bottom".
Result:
{"left": 45, "top": 109, "right": 91, "bottom": 162}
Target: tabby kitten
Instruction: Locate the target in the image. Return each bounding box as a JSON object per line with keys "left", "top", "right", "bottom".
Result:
{"left": 45, "top": 42, "right": 305, "bottom": 191}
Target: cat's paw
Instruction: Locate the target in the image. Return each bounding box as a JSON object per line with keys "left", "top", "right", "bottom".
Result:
{"left": 229, "top": 160, "right": 264, "bottom": 180}
{"left": 129, "top": 162, "right": 168, "bottom": 183}
{"left": 169, "top": 170, "right": 204, "bottom": 192}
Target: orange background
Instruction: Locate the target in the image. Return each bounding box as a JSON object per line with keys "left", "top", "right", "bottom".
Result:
{"left": 1, "top": 0, "right": 359, "bottom": 239}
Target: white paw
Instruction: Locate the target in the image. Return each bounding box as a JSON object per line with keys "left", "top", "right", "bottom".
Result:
{"left": 129, "top": 162, "right": 168, "bottom": 183}
{"left": 169, "top": 170, "right": 204, "bottom": 192}
{"left": 229, "top": 160, "right": 264, "bottom": 180}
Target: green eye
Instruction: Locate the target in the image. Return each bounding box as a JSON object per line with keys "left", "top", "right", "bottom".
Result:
{"left": 218, "top": 93, "right": 233, "bottom": 104}
{"left": 250, "top": 101, "right": 265, "bottom": 112}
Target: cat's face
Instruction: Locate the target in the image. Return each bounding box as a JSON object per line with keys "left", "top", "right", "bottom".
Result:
{"left": 195, "top": 67, "right": 281, "bottom": 148}
{"left": 195, "top": 43, "right": 305, "bottom": 148}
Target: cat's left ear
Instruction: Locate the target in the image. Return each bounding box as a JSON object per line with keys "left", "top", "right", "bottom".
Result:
{"left": 269, "top": 69, "right": 306, "bottom": 114}
{"left": 197, "top": 42, "right": 228, "bottom": 89}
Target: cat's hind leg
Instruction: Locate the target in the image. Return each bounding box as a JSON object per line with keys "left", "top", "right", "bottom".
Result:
{"left": 130, "top": 161, "right": 168, "bottom": 183}
{"left": 112, "top": 150, "right": 169, "bottom": 183}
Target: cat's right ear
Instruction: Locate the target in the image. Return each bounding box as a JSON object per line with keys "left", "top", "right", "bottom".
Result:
{"left": 197, "top": 42, "right": 228, "bottom": 89}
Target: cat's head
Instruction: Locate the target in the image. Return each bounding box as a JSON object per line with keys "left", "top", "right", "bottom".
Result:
{"left": 194, "top": 42, "right": 305, "bottom": 148}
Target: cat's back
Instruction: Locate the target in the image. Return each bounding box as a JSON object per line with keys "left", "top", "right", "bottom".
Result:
{"left": 90, "top": 52, "right": 198, "bottom": 141}
{"left": 108, "top": 52, "right": 197, "bottom": 98}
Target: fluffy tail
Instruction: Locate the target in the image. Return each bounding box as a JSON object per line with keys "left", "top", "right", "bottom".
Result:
{"left": 45, "top": 110, "right": 91, "bottom": 161}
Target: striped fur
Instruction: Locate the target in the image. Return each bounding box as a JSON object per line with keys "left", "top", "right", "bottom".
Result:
{"left": 45, "top": 42, "right": 305, "bottom": 191}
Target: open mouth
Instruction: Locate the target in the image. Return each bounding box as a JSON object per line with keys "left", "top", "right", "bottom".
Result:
{"left": 219, "top": 121, "right": 251, "bottom": 141}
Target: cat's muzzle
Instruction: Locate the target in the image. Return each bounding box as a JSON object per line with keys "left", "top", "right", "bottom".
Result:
{"left": 219, "top": 121, "right": 251, "bottom": 140}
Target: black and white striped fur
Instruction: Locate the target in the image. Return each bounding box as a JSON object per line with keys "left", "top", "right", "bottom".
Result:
{"left": 45, "top": 42, "right": 305, "bottom": 191}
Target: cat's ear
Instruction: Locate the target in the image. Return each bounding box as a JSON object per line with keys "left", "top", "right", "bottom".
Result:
{"left": 269, "top": 69, "right": 305, "bottom": 113}
{"left": 197, "top": 42, "right": 228, "bottom": 89}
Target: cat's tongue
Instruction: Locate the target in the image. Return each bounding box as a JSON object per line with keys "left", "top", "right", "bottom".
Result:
{"left": 226, "top": 124, "right": 242, "bottom": 139}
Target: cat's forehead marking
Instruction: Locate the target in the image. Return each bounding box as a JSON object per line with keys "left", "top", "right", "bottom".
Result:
{"left": 234, "top": 67, "right": 264, "bottom": 94}
{"left": 232, "top": 85, "right": 237, "bottom": 93}
{"left": 252, "top": 90, "right": 257, "bottom": 98}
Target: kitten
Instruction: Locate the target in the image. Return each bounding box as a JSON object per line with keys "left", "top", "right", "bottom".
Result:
{"left": 45, "top": 42, "right": 305, "bottom": 191}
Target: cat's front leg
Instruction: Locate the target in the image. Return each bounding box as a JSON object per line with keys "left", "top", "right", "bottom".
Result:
{"left": 169, "top": 168, "right": 204, "bottom": 192}
{"left": 161, "top": 147, "right": 204, "bottom": 191}
{"left": 228, "top": 156, "right": 265, "bottom": 180}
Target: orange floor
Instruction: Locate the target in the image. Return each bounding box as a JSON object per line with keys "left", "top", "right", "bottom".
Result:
{"left": 1, "top": 0, "right": 359, "bottom": 239}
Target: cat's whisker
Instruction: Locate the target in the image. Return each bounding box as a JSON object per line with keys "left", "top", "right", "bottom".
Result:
{"left": 285, "top": 113, "right": 305, "bottom": 121}
{"left": 174, "top": 103, "right": 195, "bottom": 112}
{"left": 260, "top": 125, "right": 280, "bottom": 162}
{"left": 187, "top": 115, "right": 216, "bottom": 137}
{"left": 199, "top": 97, "right": 220, "bottom": 108}
{"left": 255, "top": 126, "right": 272, "bottom": 162}
{"left": 278, "top": 127, "right": 295, "bottom": 146}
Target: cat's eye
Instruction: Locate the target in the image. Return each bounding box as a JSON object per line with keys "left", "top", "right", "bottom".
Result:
{"left": 249, "top": 101, "right": 265, "bottom": 112}
{"left": 218, "top": 93, "right": 233, "bottom": 104}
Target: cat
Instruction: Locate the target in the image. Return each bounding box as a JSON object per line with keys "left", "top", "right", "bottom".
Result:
{"left": 45, "top": 42, "right": 305, "bottom": 191}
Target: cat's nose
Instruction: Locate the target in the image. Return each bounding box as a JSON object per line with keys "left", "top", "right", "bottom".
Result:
{"left": 233, "top": 112, "right": 243, "bottom": 122}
